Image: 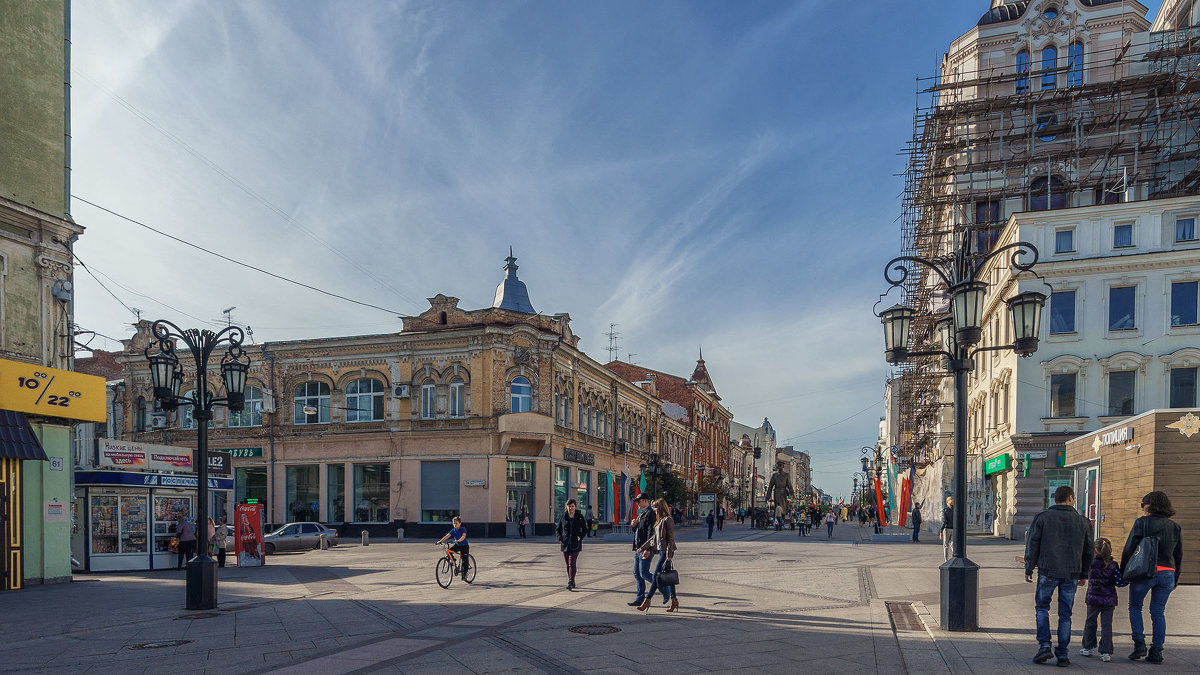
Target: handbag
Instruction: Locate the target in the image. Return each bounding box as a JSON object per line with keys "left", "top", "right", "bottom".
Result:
{"left": 1122, "top": 519, "right": 1159, "bottom": 582}
{"left": 656, "top": 560, "right": 679, "bottom": 587}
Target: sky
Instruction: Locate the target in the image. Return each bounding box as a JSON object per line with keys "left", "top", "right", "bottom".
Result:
{"left": 68, "top": 0, "right": 1165, "bottom": 500}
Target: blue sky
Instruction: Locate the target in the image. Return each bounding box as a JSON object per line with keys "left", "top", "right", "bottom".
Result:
{"left": 69, "top": 1, "right": 1165, "bottom": 499}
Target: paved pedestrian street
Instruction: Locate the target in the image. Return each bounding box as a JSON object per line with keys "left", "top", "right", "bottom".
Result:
{"left": 2, "top": 524, "right": 1196, "bottom": 674}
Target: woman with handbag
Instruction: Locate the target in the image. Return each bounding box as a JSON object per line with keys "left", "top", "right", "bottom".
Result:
{"left": 636, "top": 499, "right": 678, "bottom": 612}
{"left": 1120, "top": 491, "right": 1183, "bottom": 664}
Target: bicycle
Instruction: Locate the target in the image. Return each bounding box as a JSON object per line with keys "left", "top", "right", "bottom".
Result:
{"left": 435, "top": 543, "right": 476, "bottom": 588}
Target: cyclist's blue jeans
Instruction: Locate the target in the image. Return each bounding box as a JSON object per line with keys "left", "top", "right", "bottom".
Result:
{"left": 1035, "top": 575, "right": 1078, "bottom": 658}
{"left": 646, "top": 552, "right": 676, "bottom": 601}
{"left": 1129, "top": 570, "right": 1175, "bottom": 649}
{"left": 633, "top": 553, "right": 653, "bottom": 600}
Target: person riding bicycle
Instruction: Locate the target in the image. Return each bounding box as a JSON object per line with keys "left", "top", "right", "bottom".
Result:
{"left": 436, "top": 516, "right": 470, "bottom": 581}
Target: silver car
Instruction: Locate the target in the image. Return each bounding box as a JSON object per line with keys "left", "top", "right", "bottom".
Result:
{"left": 264, "top": 522, "right": 339, "bottom": 554}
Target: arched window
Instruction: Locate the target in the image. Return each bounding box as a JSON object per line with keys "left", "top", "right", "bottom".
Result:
{"left": 1067, "top": 43, "right": 1083, "bottom": 87}
{"left": 1016, "top": 50, "right": 1030, "bottom": 94}
{"left": 345, "top": 378, "right": 385, "bottom": 422}
{"left": 135, "top": 397, "right": 147, "bottom": 432}
{"left": 449, "top": 377, "right": 465, "bottom": 418}
{"left": 1041, "top": 46, "right": 1058, "bottom": 90}
{"left": 1030, "top": 176, "right": 1067, "bottom": 211}
{"left": 510, "top": 376, "right": 531, "bottom": 413}
{"left": 227, "top": 385, "right": 263, "bottom": 427}
{"left": 293, "top": 381, "right": 330, "bottom": 424}
{"left": 420, "top": 379, "right": 436, "bottom": 419}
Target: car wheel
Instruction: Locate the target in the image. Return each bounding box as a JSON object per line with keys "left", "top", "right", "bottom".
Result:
{"left": 265, "top": 542, "right": 276, "bottom": 555}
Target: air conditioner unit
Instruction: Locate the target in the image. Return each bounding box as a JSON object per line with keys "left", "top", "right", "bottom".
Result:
{"left": 149, "top": 413, "right": 168, "bottom": 430}
{"left": 261, "top": 392, "right": 277, "bottom": 414}
{"left": 617, "top": 441, "right": 629, "bottom": 454}
{"left": 393, "top": 384, "right": 410, "bottom": 398}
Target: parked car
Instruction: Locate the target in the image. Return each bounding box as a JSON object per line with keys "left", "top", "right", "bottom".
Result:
{"left": 264, "top": 522, "right": 339, "bottom": 554}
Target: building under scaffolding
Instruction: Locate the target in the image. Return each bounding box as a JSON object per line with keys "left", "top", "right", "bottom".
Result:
{"left": 893, "top": 2, "right": 1199, "bottom": 469}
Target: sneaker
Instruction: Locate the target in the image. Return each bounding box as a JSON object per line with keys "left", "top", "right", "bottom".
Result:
{"left": 1057, "top": 657, "right": 1070, "bottom": 667}
{"left": 627, "top": 599, "right": 644, "bottom": 606}
{"left": 1100, "top": 654, "right": 1111, "bottom": 662}
{"left": 1080, "top": 648, "right": 1093, "bottom": 657}
{"left": 1034, "top": 647, "right": 1055, "bottom": 664}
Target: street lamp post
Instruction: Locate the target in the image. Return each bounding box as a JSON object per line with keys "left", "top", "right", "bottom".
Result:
{"left": 639, "top": 453, "right": 671, "bottom": 500}
{"left": 146, "top": 321, "right": 249, "bottom": 610}
{"left": 878, "top": 231, "right": 1046, "bottom": 632}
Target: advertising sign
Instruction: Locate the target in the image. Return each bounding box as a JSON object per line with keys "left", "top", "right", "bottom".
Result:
{"left": 0, "top": 357, "right": 106, "bottom": 422}
{"left": 983, "top": 453, "right": 1012, "bottom": 476}
{"left": 235, "top": 503, "right": 265, "bottom": 567}
{"left": 207, "top": 451, "right": 231, "bottom": 477}
{"left": 226, "top": 447, "right": 263, "bottom": 458}
{"left": 698, "top": 493, "right": 716, "bottom": 513}
{"left": 96, "top": 439, "right": 193, "bottom": 473}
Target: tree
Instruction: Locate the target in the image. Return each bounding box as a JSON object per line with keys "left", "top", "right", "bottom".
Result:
{"left": 648, "top": 472, "right": 688, "bottom": 506}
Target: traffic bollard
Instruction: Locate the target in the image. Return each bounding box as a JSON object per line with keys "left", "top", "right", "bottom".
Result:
{"left": 361, "top": 531, "right": 369, "bottom": 546}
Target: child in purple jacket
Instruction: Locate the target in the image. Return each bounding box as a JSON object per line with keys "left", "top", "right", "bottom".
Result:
{"left": 1081, "top": 538, "right": 1125, "bottom": 662}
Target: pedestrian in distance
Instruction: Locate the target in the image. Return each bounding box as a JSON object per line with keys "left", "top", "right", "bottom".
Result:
{"left": 810, "top": 508, "right": 820, "bottom": 536}
{"left": 706, "top": 510, "right": 715, "bottom": 539}
{"left": 636, "top": 499, "right": 679, "bottom": 612}
{"left": 1121, "top": 490, "right": 1183, "bottom": 664}
{"left": 517, "top": 509, "right": 528, "bottom": 539}
{"left": 214, "top": 516, "right": 228, "bottom": 567}
{"left": 435, "top": 516, "right": 471, "bottom": 582}
{"left": 584, "top": 505, "right": 595, "bottom": 538}
{"left": 1025, "top": 485, "right": 1094, "bottom": 668}
{"left": 737, "top": 507, "right": 745, "bottom": 524}
{"left": 1080, "top": 538, "right": 1125, "bottom": 662}
{"left": 911, "top": 503, "right": 923, "bottom": 543}
{"left": 175, "top": 516, "right": 195, "bottom": 570}
{"left": 939, "top": 496, "right": 954, "bottom": 561}
{"left": 629, "top": 493, "right": 655, "bottom": 607}
{"left": 716, "top": 506, "right": 725, "bottom": 531}
{"left": 556, "top": 498, "right": 587, "bottom": 590}
{"left": 824, "top": 510, "right": 835, "bottom": 538}
{"left": 206, "top": 517, "right": 219, "bottom": 559}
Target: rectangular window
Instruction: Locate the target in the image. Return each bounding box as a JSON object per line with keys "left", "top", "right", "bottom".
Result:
{"left": 326, "top": 464, "right": 345, "bottom": 522}
{"left": 1109, "top": 286, "right": 1136, "bottom": 331}
{"left": 235, "top": 466, "right": 267, "bottom": 505}
{"left": 420, "top": 460, "right": 460, "bottom": 522}
{"left": 449, "top": 380, "right": 465, "bottom": 418}
{"left": 1171, "top": 281, "right": 1199, "bottom": 326}
{"left": 286, "top": 464, "right": 319, "bottom": 522}
{"left": 1176, "top": 217, "right": 1197, "bottom": 242}
{"left": 1050, "top": 290, "right": 1076, "bottom": 334}
{"left": 1107, "top": 371, "right": 1135, "bottom": 416}
{"left": 420, "top": 383, "right": 435, "bottom": 419}
{"left": 577, "top": 469, "right": 590, "bottom": 509}
{"left": 1170, "top": 367, "right": 1197, "bottom": 408}
{"left": 1113, "top": 223, "right": 1133, "bottom": 248}
{"left": 354, "top": 464, "right": 390, "bottom": 522}
{"left": 1050, "top": 373, "right": 1077, "bottom": 418}
{"left": 1055, "top": 229, "right": 1074, "bottom": 253}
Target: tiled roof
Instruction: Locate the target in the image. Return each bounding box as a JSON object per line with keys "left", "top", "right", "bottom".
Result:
{"left": 75, "top": 350, "right": 124, "bottom": 380}
{"left": 604, "top": 361, "right": 696, "bottom": 414}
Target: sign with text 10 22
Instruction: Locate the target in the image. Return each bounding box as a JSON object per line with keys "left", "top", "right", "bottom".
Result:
{"left": 0, "top": 358, "right": 106, "bottom": 422}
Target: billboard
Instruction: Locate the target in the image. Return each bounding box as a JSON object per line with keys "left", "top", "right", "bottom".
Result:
{"left": 235, "top": 503, "right": 265, "bottom": 567}
{"left": 96, "top": 439, "right": 193, "bottom": 473}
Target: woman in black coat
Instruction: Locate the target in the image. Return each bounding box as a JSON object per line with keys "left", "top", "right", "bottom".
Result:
{"left": 556, "top": 498, "right": 588, "bottom": 590}
{"left": 1120, "top": 491, "right": 1184, "bottom": 664}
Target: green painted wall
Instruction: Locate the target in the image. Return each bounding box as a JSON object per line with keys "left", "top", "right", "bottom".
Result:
{"left": 22, "top": 423, "right": 72, "bottom": 584}
{"left": 0, "top": 0, "right": 68, "bottom": 218}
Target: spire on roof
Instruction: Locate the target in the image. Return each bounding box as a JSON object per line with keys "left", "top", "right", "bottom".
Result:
{"left": 492, "top": 249, "right": 536, "bottom": 313}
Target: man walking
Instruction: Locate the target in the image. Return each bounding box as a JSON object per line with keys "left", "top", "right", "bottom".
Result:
{"left": 706, "top": 510, "right": 715, "bottom": 539}
{"left": 939, "top": 496, "right": 954, "bottom": 561}
{"left": 584, "top": 506, "right": 595, "bottom": 537}
{"left": 1025, "top": 485, "right": 1094, "bottom": 668}
{"left": 629, "top": 493, "right": 655, "bottom": 607}
{"left": 716, "top": 506, "right": 725, "bottom": 531}
{"left": 911, "top": 502, "right": 923, "bottom": 543}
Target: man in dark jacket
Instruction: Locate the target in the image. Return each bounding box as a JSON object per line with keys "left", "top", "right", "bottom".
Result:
{"left": 629, "top": 493, "right": 654, "bottom": 606}
{"left": 1025, "top": 485, "right": 1095, "bottom": 667}
{"left": 911, "top": 503, "right": 923, "bottom": 543}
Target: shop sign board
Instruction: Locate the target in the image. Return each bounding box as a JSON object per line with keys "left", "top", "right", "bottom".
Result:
{"left": 0, "top": 357, "right": 107, "bottom": 422}
{"left": 984, "top": 453, "right": 1012, "bottom": 476}
{"left": 235, "top": 503, "right": 265, "bottom": 567}
{"left": 1091, "top": 426, "right": 1134, "bottom": 452}
{"left": 96, "top": 438, "right": 193, "bottom": 472}
{"left": 563, "top": 448, "right": 595, "bottom": 465}
{"left": 207, "top": 451, "right": 231, "bottom": 476}
{"left": 73, "top": 470, "right": 233, "bottom": 490}
{"left": 463, "top": 479, "right": 486, "bottom": 487}
{"left": 226, "top": 447, "right": 264, "bottom": 459}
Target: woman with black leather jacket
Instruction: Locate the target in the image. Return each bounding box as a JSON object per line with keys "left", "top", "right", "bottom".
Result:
{"left": 1120, "top": 491, "right": 1183, "bottom": 664}
{"left": 556, "top": 499, "right": 588, "bottom": 591}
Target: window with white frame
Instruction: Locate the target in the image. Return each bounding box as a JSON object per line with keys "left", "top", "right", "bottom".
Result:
{"left": 1016, "top": 50, "right": 1030, "bottom": 94}
{"left": 1067, "top": 43, "right": 1084, "bottom": 87}
{"left": 1113, "top": 223, "right": 1133, "bottom": 248}
{"left": 345, "top": 378, "right": 385, "bottom": 422}
{"left": 1170, "top": 367, "right": 1197, "bottom": 408}
{"left": 1055, "top": 228, "right": 1075, "bottom": 253}
{"left": 420, "top": 379, "right": 436, "bottom": 419}
{"left": 449, "top": 377, "right": 465, "bottom": 418}
{"left": 510, "top": 376, "right": 531, "bottom": 413}
{"left": 1050, "top": 373, "right": 1077, "bottom": 418}
{"left": 1109, "top": 286, "right": 1136, "bottom": 331}
{"left": 227, "top": 385, "right": 263, "bottom": 427}
{"left": 294, "top": 382, "right": 330, "bottom": 424}
{"left": 1176, "top": 217, "right": 1197, "bottom": 243}
{"left": 1041, "top": 46, "right": 1058, "bottom": 90}
{"left": 1171, "top": 281, "right": 1199, "bottom": 327}
{"left": 1107, "top": 370, "right": 1136, "bottom": 416}
{"left": 1050, "top": 290, "right": 1076, "bottom": 334}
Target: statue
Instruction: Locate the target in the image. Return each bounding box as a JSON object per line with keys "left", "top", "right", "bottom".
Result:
{"left": 767, "top": 461, "right": 793, "bottom": 517}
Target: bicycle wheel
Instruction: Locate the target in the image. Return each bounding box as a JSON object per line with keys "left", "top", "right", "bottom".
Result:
{"left": 463, "top": 554, "right": 477, "bottom": 583}
{"left": 435, "top": 557, "right": 455, "bottom": 588}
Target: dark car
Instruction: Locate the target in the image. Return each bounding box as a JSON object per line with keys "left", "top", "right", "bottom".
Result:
{"left": 264, "top": 522, "right": 339, "bottom": 554}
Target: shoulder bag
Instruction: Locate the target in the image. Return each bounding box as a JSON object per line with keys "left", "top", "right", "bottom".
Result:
{"left": 656, "top": 560, "right": 679, "bottom": 587}
{"left": 1122, "top": 519, "right": 1160, "bottom": 582}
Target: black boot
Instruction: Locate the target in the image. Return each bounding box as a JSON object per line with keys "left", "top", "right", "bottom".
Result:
{"left": 1129, "top": 639, "right": 1148, "bottom": 661}
{"left": 1146, "top": 646, "right": 1163, "bottom": 664}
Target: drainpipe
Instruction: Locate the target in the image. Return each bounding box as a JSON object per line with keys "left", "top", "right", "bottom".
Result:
{"left": 261, "top": 343, "right": 277, "bottom": 524}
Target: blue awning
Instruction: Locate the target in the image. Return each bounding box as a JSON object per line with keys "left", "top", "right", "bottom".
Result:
{"left": 0, "top": 410, "right": 49, "bottom": 461}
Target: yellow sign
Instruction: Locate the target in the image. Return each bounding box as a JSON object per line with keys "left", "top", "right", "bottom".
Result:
{"left": 0, "top": 358, "right": 107, "bottom": 422}
{"left": 1166, "top": 412, "right": 1200, "bottom": 439}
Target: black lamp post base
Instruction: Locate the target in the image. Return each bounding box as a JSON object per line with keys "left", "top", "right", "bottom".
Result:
{"left": 940, "top": 556, "right": 979, "bottom": 631}
{"left": 185, "top": 555, "right": 219, "bottom": 610}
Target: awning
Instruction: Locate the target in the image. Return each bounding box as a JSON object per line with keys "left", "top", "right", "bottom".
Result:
{"left": 0, "top": 410, "right": 49, "bottom": 460}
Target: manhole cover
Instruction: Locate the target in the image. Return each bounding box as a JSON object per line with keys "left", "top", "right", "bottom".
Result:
{"left": 568, "top": 624, "right": 620, "bottom": 636}
{"left": 129, "top": 639, "right": 192, "bottom": 650}
{"left": 174, "top": 612, "right": 219, "bottom": 620}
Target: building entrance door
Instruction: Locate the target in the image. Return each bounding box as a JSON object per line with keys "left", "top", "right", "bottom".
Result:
{"left": 1, "top": 458, "right": 23, "bottom": 590}
{"left": 1078, "top": 465, "right": 1100, "bottom": 538}
{"left": 507, "top": 489, "right": 530, "bottom": 537}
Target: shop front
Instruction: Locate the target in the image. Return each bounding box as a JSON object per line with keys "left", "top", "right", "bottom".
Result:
{"left": 1065, "top": 409, "right": 1200, "bottom": 585}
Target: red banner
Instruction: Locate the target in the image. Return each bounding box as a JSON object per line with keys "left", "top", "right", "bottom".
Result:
{"left": 235, "top": 503, "right": 265, "bottom": 567}
{"left": 874, "top": 478, "right": 886, "bottom": 527}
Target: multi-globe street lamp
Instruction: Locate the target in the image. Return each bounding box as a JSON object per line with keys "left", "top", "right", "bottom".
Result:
{"left": 146, "top": 321, "right": 249, "bottom": 610}
{"left": 877, "top": 231, "right": 1046, "bottom": 632}
{"left": 860, "top": 447, "right": 884, "bottom": 534}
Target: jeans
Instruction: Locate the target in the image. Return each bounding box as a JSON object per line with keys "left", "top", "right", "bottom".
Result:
{"left": 646, "top": 552, "right": 676, "bottom": 601}
{"left": 1128, "top": 569, "right": 1176, "bottom": 649}
{"left": 176, "top": 539, "right": 195, "bottom": 569}
{"left": 912, "top": 525, "right": 920, "bottom": 542}
{"left": 942, "top": 530, "right": 953, "bottom": 561}
{"left": 1035, "top": 575, "right": 1079, "bottom": 658}
{"left": 1082, "top": 603, "right": 1114, "bottom": 655}
{"left": 707, "top": 523, "right": 714, "bottom": 538}
{"left": 826, "top": 522, "right": 834, "bottom": 537}
{"left": 562, "top": 550, "right": 579, "bottom": 584}
{"left": 633, "top": 553, "right": 653, "bottom": 600}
